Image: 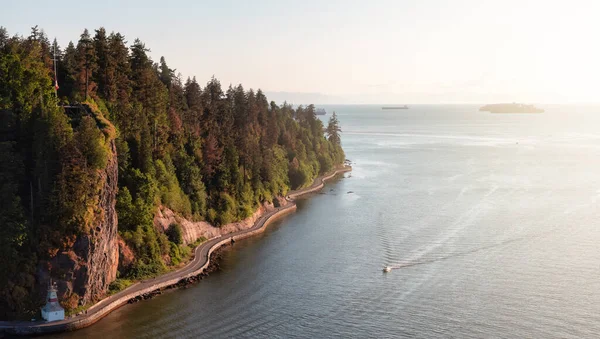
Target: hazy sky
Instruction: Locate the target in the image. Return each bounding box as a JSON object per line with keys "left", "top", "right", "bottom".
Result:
{"left": 2, "top": 0, "right": 599, "bottom": 104}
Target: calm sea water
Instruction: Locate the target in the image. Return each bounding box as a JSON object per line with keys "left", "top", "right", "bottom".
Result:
{"left": 52, "top": 104, "right": 600, "bottom": 338}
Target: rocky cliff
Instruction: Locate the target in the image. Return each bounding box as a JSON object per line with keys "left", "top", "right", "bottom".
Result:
{"left": 75, "top": 138, "right": 119, "bottom": 305}
{"left": 37, "top": 107, "right": 119, "bottom": 310}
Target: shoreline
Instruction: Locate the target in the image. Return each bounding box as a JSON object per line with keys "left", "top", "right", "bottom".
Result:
{"left": 0, "top": 166, "right": 351, "bottom": 336}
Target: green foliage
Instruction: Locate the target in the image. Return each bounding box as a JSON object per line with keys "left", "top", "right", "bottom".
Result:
{"left": 108, "top": 279, "right": 133, "bottom": 295}
{"left": 326, "top": 112, "right": 342, "bottom": 145}
{"left": 0, "top": 140, "right": 36, "bottom": 318}
{"left": 0, "top": 31, "right": 74, "bottom": 318}
{"left": 117, "top": 169, "right": 157, "bottom": 232}
{"left": 128, "top": 260, "right": 165, "bottom": 280}
{"left": 155, "top": 158, "right": 192, "bottom": 216}
{"left": 270, "top": 145, "right": 290, "bottom": 195}
{"left": 179, "top": 244, "right": 192, "bottom": 258}
{"left": 237, "top": 183, "right": 256, "bottom": 219}
{"left": 0, "top": 25, "right": 346, "bottom": 317}
{"left": 75, "top": 115, "right": 109, "bottom": 169}
{"left": 121, "top": 225, "right": 168, "bottom": 280}
{"left": 206, "top": 208, "right": 218, "bottom": 224}
{"left": 116, "top": 187, "right": 136, "bottom": 231}
{"left": 64, "top": 303, "right": 91, "bottom": 317}
{"left": 318, "top": 154, "right": 334, "bottom": 175}
{"left": 289, "top": 160, "right": 316, "bottom": 189}
{"left": 215, "top": 192, "right": 237, "bottom": 226}
{"left": 166, "top": 223, "right": 183, "bottom": 245}
{"left": 190, "top": 236, "right": 208, "bottom": 248}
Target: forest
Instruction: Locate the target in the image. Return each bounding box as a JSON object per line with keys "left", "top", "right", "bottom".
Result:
{"left": 0, "top": 26, "right": 344, "bottom": 318}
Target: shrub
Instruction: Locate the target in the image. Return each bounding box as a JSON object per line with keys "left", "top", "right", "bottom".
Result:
{"left": 128, "top": 260, "right": 165, "bottom": 280}
{"left": 166, "top": 223, "right": 183, "bottom": 245}
{"left": 108, "top": 279, "right": 133, "bottom": 295}
{"left": 169, "top": 242, "right": 182, "bottom": 265}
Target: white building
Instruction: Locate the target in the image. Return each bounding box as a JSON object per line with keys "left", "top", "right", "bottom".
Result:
{"left": 41, "top": 280, "right": 64, "bottom": 322}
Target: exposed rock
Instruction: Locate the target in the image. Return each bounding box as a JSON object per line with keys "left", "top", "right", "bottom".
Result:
{"left": 118, "top": 236, "right": 135, "bottom": 273}
{"left": 38, "top": 122, "right": 119, "bottom": 308}
{"left": 154, "top": 199, "right": 286, "bottom": 245}
{"left": 76, "top": 138, "right": 119, "bottom": 304}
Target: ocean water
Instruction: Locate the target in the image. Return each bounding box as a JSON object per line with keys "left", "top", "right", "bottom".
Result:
{"left": 52, "top": 104, "right": 600, "bottom": 338}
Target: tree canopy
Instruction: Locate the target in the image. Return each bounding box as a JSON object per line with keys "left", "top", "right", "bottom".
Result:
{"left": 0, "top": 25, "right": 345, "bottom": 318}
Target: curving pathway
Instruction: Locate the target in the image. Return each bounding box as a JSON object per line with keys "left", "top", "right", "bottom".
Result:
{"left": 0, "top": 166, "right": 351, "bottom": 336}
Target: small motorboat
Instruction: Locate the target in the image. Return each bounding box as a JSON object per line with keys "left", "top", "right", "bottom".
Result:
{"left": 383, "top": 266, "right": 392, "bottom": 273}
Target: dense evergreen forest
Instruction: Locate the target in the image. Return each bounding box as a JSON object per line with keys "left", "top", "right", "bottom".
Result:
{"left": 0, "top": 26, "right": 344, "bottom": 318}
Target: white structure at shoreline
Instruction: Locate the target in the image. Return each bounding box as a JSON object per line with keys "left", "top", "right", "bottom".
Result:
{"left": 41, "top": 280, "right": 64, "bottom": 322}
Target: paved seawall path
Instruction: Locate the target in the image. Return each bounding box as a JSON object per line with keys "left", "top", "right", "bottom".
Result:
{"left": 0, "top": 166, "right": 351, "bottom": 336}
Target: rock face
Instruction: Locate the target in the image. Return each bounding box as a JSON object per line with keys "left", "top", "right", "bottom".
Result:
{"left": 154, "top": 196, "right": 288, "bottom": 245}
{"left": 38, "top": 131, "right": 119, "bottom": 308}
{"left": 75, "top": 138, "right": 119, "bottom": 304}
{"left": 118, "top": 237, "right": 135, "bottom": 273}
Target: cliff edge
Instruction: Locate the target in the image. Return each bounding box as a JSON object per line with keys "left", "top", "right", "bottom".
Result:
{"left": 37, "top": 104, "right": 119, "bottom": 310}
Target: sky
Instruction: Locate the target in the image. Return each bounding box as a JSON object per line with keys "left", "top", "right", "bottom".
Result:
{"left": 2, "top": 0, "right": 600, "bottom": 104}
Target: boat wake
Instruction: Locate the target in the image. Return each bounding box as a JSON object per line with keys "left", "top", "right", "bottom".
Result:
{"left": 382, "top": 225, "right": 561, "bottom": 272}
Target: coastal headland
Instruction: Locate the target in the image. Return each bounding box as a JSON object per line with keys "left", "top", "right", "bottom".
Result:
{"left": 0, "top": 166, "right": 351, "bottom": 336}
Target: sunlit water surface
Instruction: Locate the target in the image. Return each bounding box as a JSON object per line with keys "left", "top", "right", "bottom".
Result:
{"left": 51, "top": 105, "right": 600, "bottom": 338}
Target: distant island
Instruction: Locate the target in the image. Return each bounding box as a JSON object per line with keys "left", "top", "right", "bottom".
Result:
{"left": 382, "top": 105, "right": 409, "bottom": 110}
{"left": 479, "top": 103, "right": 544, "bottom": 113}
{"left": 315, "top": 108, "right": 327, "bottom": 115}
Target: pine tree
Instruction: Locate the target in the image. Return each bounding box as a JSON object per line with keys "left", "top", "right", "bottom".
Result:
{"left": 107, "top": 32, "right": 131, "bottom": 105}
{"left": 75, "top": 29, "right": 97, "bottom": 100}
{"left": 59, "top": 41, "right": 77, "bottom": 99}
{"left": 0, "top": 27, "right": 8, "bottom": 48}
{"left": 159, "top": 56, "right": 174, "bottom": 88}
{"left": 28, "top": 25, "right": 39, "bottom": 41}
{"left": 326, "top": 111, "right": 342, "bottom": 145}
{"left": 93, "top": 27, "right": 111, "bottom": 99}
{"left": 183, "top": 77, "right": 202, "bottom": 136}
